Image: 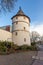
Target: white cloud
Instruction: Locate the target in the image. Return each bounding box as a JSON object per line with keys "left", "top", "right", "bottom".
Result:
{"left": 30, "top": 24, "right": 43, "bottom": 36}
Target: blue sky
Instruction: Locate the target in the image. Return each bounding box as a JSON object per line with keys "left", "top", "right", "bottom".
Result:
{"left": 0, "top": 0, "right": 43, "bottom": 35}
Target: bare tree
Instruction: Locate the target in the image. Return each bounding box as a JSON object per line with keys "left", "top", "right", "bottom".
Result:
{"left": 40, "top": 36, "right": 43, "bottom": 44}
{"left": 0, "top": 0, "right": 17, "bottom": 12}
{"left": 30, "top": 31, "right": 40, "bottom": 43}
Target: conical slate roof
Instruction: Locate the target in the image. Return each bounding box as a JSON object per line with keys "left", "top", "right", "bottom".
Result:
{"left": 11, "top": 7, "right": 30, "bottom": 22}
{"left": 16, "top": 7, "right": 25, "bottom": 16}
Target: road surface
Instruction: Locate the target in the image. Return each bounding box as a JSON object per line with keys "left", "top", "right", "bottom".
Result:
{"left": 32, "top": 51, "right": 43, "bottom": 65}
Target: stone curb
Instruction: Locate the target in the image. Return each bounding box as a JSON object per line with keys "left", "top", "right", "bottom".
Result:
{"left": 32, "top": 56, "right": 43, "bottom": 61}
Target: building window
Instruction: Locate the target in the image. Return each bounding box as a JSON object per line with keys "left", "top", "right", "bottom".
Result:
{"left": 24, "top": 17, "right": 25, "bottom": 19}
{"left": 16, "top": 22, "right": 18, "bottom": 24}
{"left": 24, "top": 38, "right": 26, "bottom": 42}
{"left": 16, "top": 17, "right": 18, "bottom": 19}
{"left": 24, "top": 27, "right": 25, "bottom": 30}
{"left": 15, "top": 32, "right": 18, "bottom": 36}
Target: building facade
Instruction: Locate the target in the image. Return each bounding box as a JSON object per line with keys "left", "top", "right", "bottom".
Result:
{"left": 11, "top": 8, "right": 31, "bottom": 46}
{"left": 0, "top": 29, "right": 12, "bottom": 41}
{"left": 0, "top": 25, "right": 12, "bottom": 32}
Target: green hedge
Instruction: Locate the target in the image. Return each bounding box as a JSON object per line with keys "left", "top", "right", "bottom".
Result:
{"left": 18, "top": 45, "right": 37, "bottom": 51}
{"left": 0, "top": 41, "right": 37, "bottom": 54}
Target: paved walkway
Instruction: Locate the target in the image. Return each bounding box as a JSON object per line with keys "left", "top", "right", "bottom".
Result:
{"left": 0, "top": 51, "right": 37, "bottom": 65}
{"left": 32, "top": 51, "right": 43, "bottom": 65}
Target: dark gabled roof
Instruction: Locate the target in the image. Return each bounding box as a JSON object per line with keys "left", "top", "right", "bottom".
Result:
{"left": 11, "top": 7, "right": 30, "bottom": 22}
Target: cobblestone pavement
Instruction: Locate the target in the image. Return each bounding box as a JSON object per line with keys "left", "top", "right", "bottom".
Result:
{"left": 32, "top": 51, "right": 43, "bottom": 65}
{"left": 0, "top": 51, "right": 37, "bottom": 65}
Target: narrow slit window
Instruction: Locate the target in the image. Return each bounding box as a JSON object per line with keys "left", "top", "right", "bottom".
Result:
{"left": 16, "top": 17, "right": 18, "bottom": 19}
{"left": 16, "top": 22, "right": 18, "bottom": 24}
{"left": 24, "top": 27, "right": 25, "bottom": 30}
{"left": 24, "top": 38, "right": 26, "bottom": 42}
{"left": 24, "top": 17, "right": 26, "bottom": 19}
{"left": 15, "top": 32, "right": 18, "bottom": 36}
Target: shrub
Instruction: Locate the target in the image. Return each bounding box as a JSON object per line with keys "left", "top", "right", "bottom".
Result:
{"left": 0, "top": 41, "right": 14, "bottom": 54}
{"left": 31, "top": 42, "right": 36, "bottom": 46}
{"left": 0, "top": 46, "right": 7, "bottom": 52}
{"left": 27, "top": 46, "right": 37, "bottom": 51}
{"left": 11, "top": 44, "right": 19, "bottom": 50}
{"left": 20, "top": 45, "right": 29, "bottom": 50}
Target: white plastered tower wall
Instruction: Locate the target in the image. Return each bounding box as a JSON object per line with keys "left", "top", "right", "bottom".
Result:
{"left": 11, "top": 8, "right": 31, "bottom": 46}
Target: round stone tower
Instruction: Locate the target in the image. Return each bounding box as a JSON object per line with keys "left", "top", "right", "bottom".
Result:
{"left": 11, "top": 8, "right": 31, "bottom": 46}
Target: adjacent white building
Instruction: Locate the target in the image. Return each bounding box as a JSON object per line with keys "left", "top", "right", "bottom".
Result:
{"left": 11, "top": 8, "right": 31, "bottom": 46}
{"left": 0, "top": 29, "right": 12, "bottom": 41}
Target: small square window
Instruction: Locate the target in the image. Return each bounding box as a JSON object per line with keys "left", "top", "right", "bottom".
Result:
{"left": 16, "top": 17, "right": 18, "bottom": 19}
{"left": 24, "top": 17, "right": 25, "bottom": 19}
{"left": 24, "top": 27, "right": 25, "bottom": 30}
{"left": 15, "top": 32, "right": 17, "bottom": 36}
{"left": 24, "top": 38, "right": 26, "bottom": 42}
{"left": 16, "top": 22, "right": 18, "bottom": 24}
